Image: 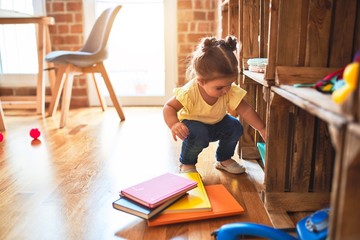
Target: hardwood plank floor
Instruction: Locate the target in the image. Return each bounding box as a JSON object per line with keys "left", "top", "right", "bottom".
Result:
{"left": 0, "top": 107, "right": 272, "bottom": 240}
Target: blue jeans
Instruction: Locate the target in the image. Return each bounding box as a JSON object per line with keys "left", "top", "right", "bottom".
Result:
{"left": 180, "top": 114, "right": 243, "bottom": 165}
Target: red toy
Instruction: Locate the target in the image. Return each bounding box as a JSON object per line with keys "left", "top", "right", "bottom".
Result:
{"left": 30, "top": 128, "right": 41, "bottom": 140}
{"left": 0, "top": 132, "right": 3, "bottom": 142}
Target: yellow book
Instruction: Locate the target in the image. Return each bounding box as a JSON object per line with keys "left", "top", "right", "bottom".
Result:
{"left": 163, "top": 172, "right": 212, "bottom": 213}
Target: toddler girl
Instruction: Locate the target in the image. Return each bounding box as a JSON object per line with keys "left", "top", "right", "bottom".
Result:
{"left": 163, "top": 36, "right": 266, "bottom": 174}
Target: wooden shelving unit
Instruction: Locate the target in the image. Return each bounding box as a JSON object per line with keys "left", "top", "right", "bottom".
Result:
{"left": 243, "top": 71, "right": 268, "bottom": 86}
{"left": 221, "top": 0, "right": 360, "bottom": 238}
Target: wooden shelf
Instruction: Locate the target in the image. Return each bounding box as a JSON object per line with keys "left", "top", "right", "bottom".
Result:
{"left": 273, "top": 86, "right": 351, "bottom": 125}
{"left": 273, "top": 66, "right": 355, "bottom": 123}
{"left": 223, "top": 0, "right": 360, "bottom": 236}
{"left": 242, "top": 70, "right": 270, "bottom": 86}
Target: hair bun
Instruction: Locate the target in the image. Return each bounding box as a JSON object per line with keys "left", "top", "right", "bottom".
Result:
{"left": 202, "top": 37, "right": 218, "bottom": 52}
{"left": 201, "top": 36, "right": 238, "bottom": 53}
{"left": 224, "top": 35, "right": 238, "bottom": 51}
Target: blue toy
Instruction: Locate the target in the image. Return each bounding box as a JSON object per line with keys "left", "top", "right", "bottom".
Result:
{"left": 256, "top": 142, "right": 266, "bottom": 165}
{"left": 212, "top": 208, "right": 329, "bottom": 240}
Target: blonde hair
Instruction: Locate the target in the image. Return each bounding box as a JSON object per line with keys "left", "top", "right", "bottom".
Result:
{"left": 186, "top": 35, "right": 239, "bottom": 82}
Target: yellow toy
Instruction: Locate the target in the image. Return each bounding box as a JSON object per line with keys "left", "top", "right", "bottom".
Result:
{"left": 332, "top": 61, "right": 359, "bottom": 104}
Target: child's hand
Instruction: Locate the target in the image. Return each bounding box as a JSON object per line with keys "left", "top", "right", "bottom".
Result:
{"left": 171, "top": 122, "right": 189, "bottom": 141}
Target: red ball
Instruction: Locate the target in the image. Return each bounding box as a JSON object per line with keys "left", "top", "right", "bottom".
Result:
{"left": 0, "top": 132, "right": 3, "bottom": 142}
{"left": 30, "top": 128, "right": 41, "bottom": 140}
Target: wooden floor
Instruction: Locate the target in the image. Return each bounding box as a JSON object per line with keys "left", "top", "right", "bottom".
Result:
{"left": 0, "top": 107, "right": 272, "bottom": 240}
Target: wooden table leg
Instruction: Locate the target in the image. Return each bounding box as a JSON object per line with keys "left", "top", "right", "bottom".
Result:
{"left": 36, "top": 23, "right": 46, "bottom": 116}
{"left": 0, "top": 100, "right": 5, "bottom": 131}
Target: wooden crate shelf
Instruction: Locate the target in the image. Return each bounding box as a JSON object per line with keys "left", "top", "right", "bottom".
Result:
{"left": 242, "top": 70, "right": 270, "bottom": 87}
{"left": 272, "top": 86, "right": 349, "bottom": 126}
{"left": 330, "top": 123, "right": 360, "bottom": 239}
{"left": 220, "top": 0, "right": 360, "bottom": 237}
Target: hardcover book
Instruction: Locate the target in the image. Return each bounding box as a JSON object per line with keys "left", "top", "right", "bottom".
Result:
{"left": 163, "top": 172, "right": 211, "bottom": 213}
{"left": 147, "top": 184, "right": 245, "bottom": 226}
{"left": 120, "top": 173, "right": 198, "bottom": 208}
{"left": 112, "top": 193, "right": 186, "bottom": 219}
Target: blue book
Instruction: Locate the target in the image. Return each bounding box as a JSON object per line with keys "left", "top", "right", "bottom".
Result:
{"left": 113, "top": 193, "right": 186, "bottom": 220}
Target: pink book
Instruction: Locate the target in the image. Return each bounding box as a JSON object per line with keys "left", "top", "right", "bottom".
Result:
{"left": 120, "top": 173, "right": 198, "bottom": 208}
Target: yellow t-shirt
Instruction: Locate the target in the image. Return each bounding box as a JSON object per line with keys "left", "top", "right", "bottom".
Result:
{"left": 174, "top": 79, "right": 247, "bottom": 124}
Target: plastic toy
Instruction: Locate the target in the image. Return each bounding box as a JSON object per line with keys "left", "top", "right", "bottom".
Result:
{"left": 332, "top": 62, "right": 359, "bottom": 104}
{"left": 293, "top": 68, "right": 345, "bottom": 93}
{"left": 0, "top": 132, "right": 3, "bottom": 142}
{"left": 314, "top": 68, "right": 344, "bottom": 93}
{"left": 305, "top": 49, "right": 360, "bottom": 97}
{"left": 256, "top": 142, "right": 266, "bottom": 165}
{"left": 30, "top": 128, "right": 41, "bottom": 140}
{"left": 212, "top": 208, "right": 329, "bottom": 240}
{"left": 332, "top": 49, "right": 360, "bottom": 104}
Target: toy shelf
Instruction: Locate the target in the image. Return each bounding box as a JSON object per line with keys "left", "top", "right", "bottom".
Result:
{"left": 220, "top": 0, "right": 360, "bottom": 238}
{"left": 272, "top": 86, "right": 348, "bottom": 126}
{"left": 273, "top": 66, "right": 354, "bottom": 123}
{"left": 242, "top": 70, "right": 269, "bottom": 87}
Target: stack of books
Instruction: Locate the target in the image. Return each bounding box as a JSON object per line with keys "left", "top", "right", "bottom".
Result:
{"left": 113, "top": 172, "right": 245, "bottom": 226}
{"left": 162, "top": 172, "right": 211, "bottom": 214}
{"left": 113, "top": 172, "right": 198, "bottom": 219}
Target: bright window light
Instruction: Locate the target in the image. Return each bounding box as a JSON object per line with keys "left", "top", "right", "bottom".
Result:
{"left": 94, "top": 0, "right": 165, "bottom": 97}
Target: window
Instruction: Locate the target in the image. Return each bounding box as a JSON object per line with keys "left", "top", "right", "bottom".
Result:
{"left": 85, "top": 0, "right": 177, "bottom": 106}
{"left": 0, "top": 0, "right": 46, "bottom": 87}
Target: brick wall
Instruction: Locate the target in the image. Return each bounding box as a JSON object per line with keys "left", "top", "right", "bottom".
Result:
{"left": 46, "top": 0, "right": 88, "bottom": 108}
{"left": 177, "top": 0, "right": 220, "bottom": 86}
{"left": 46, "top": 1, "right": 84, "bottom": 50}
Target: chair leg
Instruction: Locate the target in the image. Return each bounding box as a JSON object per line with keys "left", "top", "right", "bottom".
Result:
{"left": 0, "top": 100, "right": 6, "bottom": 131}
{"left": 48, "top": 65, "right": 69, "bottom": 117}
{"left": 47, "top": 62, "right": 57, "bottom": 94}
{"left": 97, "top": 62, "right": 125, "bottom": 121}
{"left": 91, "top": 72, "right": 107, "bottom": 112}
{"left": 59, "top": 70, "right": 74, "bottom": 128}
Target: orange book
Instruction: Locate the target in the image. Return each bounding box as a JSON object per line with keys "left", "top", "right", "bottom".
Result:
{"left": 147, "top": 184, "right": 244, "bottom": 226}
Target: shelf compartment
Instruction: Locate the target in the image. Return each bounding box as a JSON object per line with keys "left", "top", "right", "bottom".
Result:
{"left": 275, "top": 66, "right": 355, "bottom": 122}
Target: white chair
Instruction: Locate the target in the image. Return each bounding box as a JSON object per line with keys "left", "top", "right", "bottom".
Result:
{"left": 45, "top": 5, "right": 125, "bottom": 128}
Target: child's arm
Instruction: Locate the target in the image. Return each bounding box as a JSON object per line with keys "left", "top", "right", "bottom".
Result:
{"left": 235, "top": 100, "right": 266, "bottom": 141}
{"left": 163, "top": 96, "right": 189, "bottom": 141}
